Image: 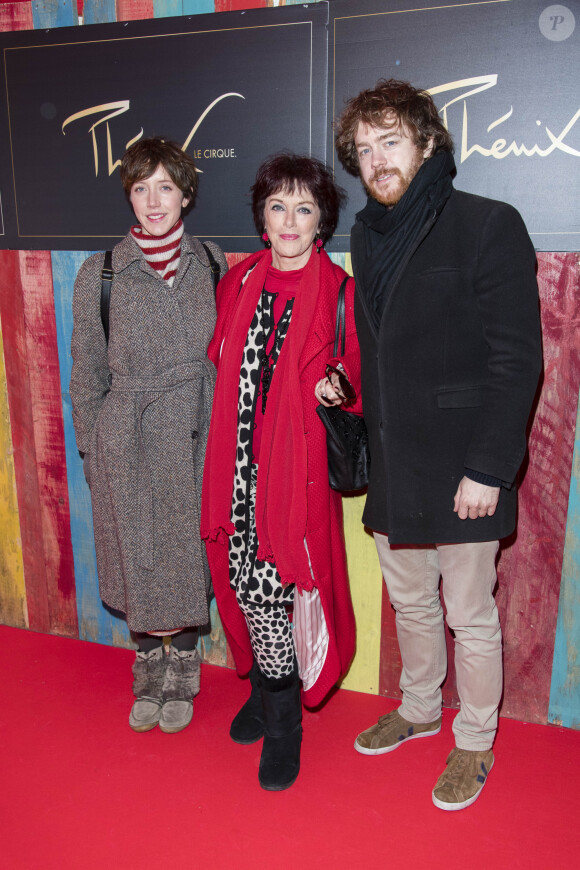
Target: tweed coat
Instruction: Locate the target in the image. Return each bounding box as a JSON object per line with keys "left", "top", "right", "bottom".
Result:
{"left": 70, "top": 231, "right": 227, "bottom": 632}
{"left": 202, "top": 248, "right": 360, "bottom": 706}
{"left": 351, "top": 188, "right": 543, "bottom": 545}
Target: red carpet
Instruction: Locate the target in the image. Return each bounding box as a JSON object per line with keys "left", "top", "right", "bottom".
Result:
{"left": 1, "top": 625, "right": 579, "bottom": 869}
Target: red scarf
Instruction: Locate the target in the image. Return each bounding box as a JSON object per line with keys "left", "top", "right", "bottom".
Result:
{"left": 202, "top": 246, "right": 330, "bottom": 591}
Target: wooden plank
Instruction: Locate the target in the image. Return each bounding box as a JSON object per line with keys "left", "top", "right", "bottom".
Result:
{"left": 0, "top": 1, "right": 34, "bottom": 31}
{"left": 341, "top": 493, "right": 382, "bottom": 694}
{"left": 182, "top": 0, "right": 214, "bottom": 14}
{"left": 19, "top": 251, "right": 79, "bottom": 638}
{"left": 549, "top": 385, "right": 580, "bottom": 729}
{"left": 152, "top": 0, "right": 182, "bottom": 18}
{"left": 214, "top": 0, "right": 267, "bottom": 11}
{"left": 496, "top": 253, "right": 580, "bottom": 724}
{"left": 116, "top": 0, "right": 153, "bottom": 21}
{"left": 548, "top": 253, "right": 580, "bottom": 730}
{"left": 0, "top": 326, "right": 28, "bottom": 629}
{"left": 31, "top": 0, "right": 77, "bottom": 28}
{"left": 327, "top": 253, "right": 382, "bottom": 695}
{"left": 51, "top": 250, "right": 130, "bottom": 647}
{"left": 82, "top": 0, "right": 116, "bottom": 24}
{"left": 0, "top": 250, "right": 51, "bottom": 632}
{"left": 199, "top": 596, "right": 231, "bottom": 667}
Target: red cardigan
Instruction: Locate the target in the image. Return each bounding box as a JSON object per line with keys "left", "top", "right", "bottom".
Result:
{"left": 203, "top": 248, "right": 361, "bottom": 707}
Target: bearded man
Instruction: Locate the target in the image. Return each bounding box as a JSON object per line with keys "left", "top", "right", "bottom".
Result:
{"left": 332, "top": 80, "right": 542, "bottom": 810}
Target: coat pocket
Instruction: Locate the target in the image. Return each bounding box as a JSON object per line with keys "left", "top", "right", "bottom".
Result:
{"left": 436, "top": 386, "right": 484, "bottom": 408}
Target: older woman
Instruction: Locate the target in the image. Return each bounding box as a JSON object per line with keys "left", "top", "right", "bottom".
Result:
{"left": 70, "top": 137, "right": 226, "bottom": 734}
{"left": 202, "top": 154, "right": 361, "bottom": 790}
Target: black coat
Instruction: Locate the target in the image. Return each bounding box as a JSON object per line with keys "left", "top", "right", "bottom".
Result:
{"left": 351, "top": 188, "right": 542, "bottom": 545}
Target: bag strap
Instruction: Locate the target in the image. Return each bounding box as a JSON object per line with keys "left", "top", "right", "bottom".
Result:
{"left": 203, "top": 242, "right": 221, "bottom": 295}
{"left": 333, "top": 276, "right": 349, "bottom": 357}
{"left": 100, "top": 243, "right": 220, "bottom": 346}
{"left": 100, "top": 250, "right": 113, "bottom": 345}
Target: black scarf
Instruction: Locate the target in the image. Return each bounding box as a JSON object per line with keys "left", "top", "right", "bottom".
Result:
{"left": 355, "top": 150, "right": 456, "bottom": 328}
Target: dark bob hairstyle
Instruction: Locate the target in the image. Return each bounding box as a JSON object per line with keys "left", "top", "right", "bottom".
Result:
{"left": 251, "top": 153, "right": 346, "bottom": 245}
{"left": 120, "top": 137, "right": 198, "bottom": 203}
{"left": 335, "top": 79, "right": 454, "bottom": 177}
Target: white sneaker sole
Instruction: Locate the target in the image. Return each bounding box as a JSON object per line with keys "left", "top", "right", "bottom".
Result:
{"left": 354, "top": 723, "right": 441, "bottom": 755}
{"left": 432, "top": 756, "right": 494, "bottom": 810}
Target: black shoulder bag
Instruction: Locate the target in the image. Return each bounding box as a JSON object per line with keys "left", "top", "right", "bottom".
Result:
{"left": 315, "top": 277, "right": 370, "bottom": 492}
{"left": 100, "top": 243, "right": 221, "bottom": 343}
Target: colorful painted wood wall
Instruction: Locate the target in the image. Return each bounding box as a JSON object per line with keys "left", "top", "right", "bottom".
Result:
{"left": 0, "top": 0, "right": 578, "bottom": 730}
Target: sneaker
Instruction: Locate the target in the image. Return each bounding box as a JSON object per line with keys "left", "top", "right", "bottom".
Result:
{"left": 354, "top": 708, "right": 441, "bottom": 755}
{"left": 432, "top": 747, "right": 494, "bottom": 811}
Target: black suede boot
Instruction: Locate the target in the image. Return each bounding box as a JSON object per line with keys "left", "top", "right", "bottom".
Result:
{"left": 258, "top": 666, "right": 302, "bottom": 791}
{"left": 230, "top": 661, "right": 264, "bottom": 744}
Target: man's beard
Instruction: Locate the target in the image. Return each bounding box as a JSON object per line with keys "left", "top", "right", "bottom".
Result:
{"left": 364, "top": 152, "right": 424, "bottom": 207}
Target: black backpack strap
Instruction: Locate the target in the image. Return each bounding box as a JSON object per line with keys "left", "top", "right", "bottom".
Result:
{"left": 100, "top": 250, "right": 113, "bottom": 345}
{"left": 333, "top": 276, "right": 349, "bottom": 357}
{"left": 202, "top": 242, "right": 221, "bottom": 295}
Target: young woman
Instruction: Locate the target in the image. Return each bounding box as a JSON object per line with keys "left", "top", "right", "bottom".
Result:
{"left": 70, "top": 138, "right": 226, "bottom": 734}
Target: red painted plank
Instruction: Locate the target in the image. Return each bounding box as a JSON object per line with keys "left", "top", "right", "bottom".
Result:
{"left": 224, "top": 252, "right": 251, "bottom": 270}
{"left": 0, "top": 1, "right": 33, "bottom": 30}
{"left": 0, "top": 250, "right": 50, "bottom": 632}
{"left": 497, "top": 253, "right": 580, "bottom": 724}
{"left": 214, "top": 0, "right": 267, "bottom": 10}
{"left": 19, "top": 251, "right": 79, "bottom": 637}
{"left": 116, "top": 0, "right": 153, "bottom": 20}
{"left": 378, "top": 581, "right": 401, "bottom": 704}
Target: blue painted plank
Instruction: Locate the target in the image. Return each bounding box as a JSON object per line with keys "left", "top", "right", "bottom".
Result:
{"left": 153, "top": 0, "right": 183, "bottom": 18}
{"left": 549, "top": 388, "right": 580, "bottom": 730}
{"left": 51, "top": 251, "right": 131, "bottom": 648}
{"left": 32, "top": 0, "right": 77, "bottom": 29}
{"left": 83, "top": 0, "right": 117, "bottom": 25}
{"left": 183, "top": 0, "right": 214, "bottom": 14}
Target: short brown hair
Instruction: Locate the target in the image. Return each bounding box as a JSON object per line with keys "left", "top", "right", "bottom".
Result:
{"left": 251, "top": 153, "right": 345, "bottom": 245}
{"left": 335, "top": 79, "right": 453, "bottom": 176}
{"left": 120, "top": 137, "right": 198, "bottom": 202}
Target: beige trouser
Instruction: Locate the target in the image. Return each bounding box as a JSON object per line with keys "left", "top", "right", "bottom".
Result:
{"left": 374, "top": 533, "right": 502, "bottom": 751}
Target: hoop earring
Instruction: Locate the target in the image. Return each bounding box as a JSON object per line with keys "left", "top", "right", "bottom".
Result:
{"left": 262, "top": 232, "right": 271, "bottom": 249}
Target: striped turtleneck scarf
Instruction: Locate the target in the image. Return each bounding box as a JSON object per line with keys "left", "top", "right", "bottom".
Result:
{"left": 131, "top": 219, "right": 184, "bottom": 286}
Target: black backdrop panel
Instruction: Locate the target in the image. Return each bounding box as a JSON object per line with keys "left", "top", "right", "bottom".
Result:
{"left": 0, "top": 4, "right": 328, "bottom": 251}
{"left": 328, "top": 0, "right": 580, "bottom": 251}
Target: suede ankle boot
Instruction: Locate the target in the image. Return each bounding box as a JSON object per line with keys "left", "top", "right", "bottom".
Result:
{"left": 230, "top": 661, "right": 264, "bottom": 744}
{"left": 159, "top": 647, "right": 201, "bottom": 734}
{"left": 129, "top": 646, "right": 166, "bottom": 732}
{"left": 258, "top": 666, "right": 302, "bottom": 791}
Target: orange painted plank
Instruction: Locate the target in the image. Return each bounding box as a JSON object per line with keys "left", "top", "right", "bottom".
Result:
{"left": 0, "top": 250, "right": 50, "bottom": 632}
{"left": 19, "top": 251, "right": 79, "bottom": 637}
{"left": 116, "top": 0, "right": 153, "bottom": 20}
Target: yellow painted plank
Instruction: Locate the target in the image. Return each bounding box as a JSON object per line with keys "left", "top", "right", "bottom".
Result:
{"left": 340, "top": 493, "right": 382, "bottom": 694}
{"left": 0, "top": 327, "right": 28, "bottom": 628}
{"left": 334, "top": 252, "right": 382, "bottom": 695}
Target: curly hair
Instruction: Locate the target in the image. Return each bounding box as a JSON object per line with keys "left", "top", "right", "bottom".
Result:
{"left": 251, "top": 153, "right": 346, "bottom": 245}
{"left": 120, "top": 137, "right": 198, "bottom": 202}
{"left": 335, "top": 79, "right": 453, "bottom": 176}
